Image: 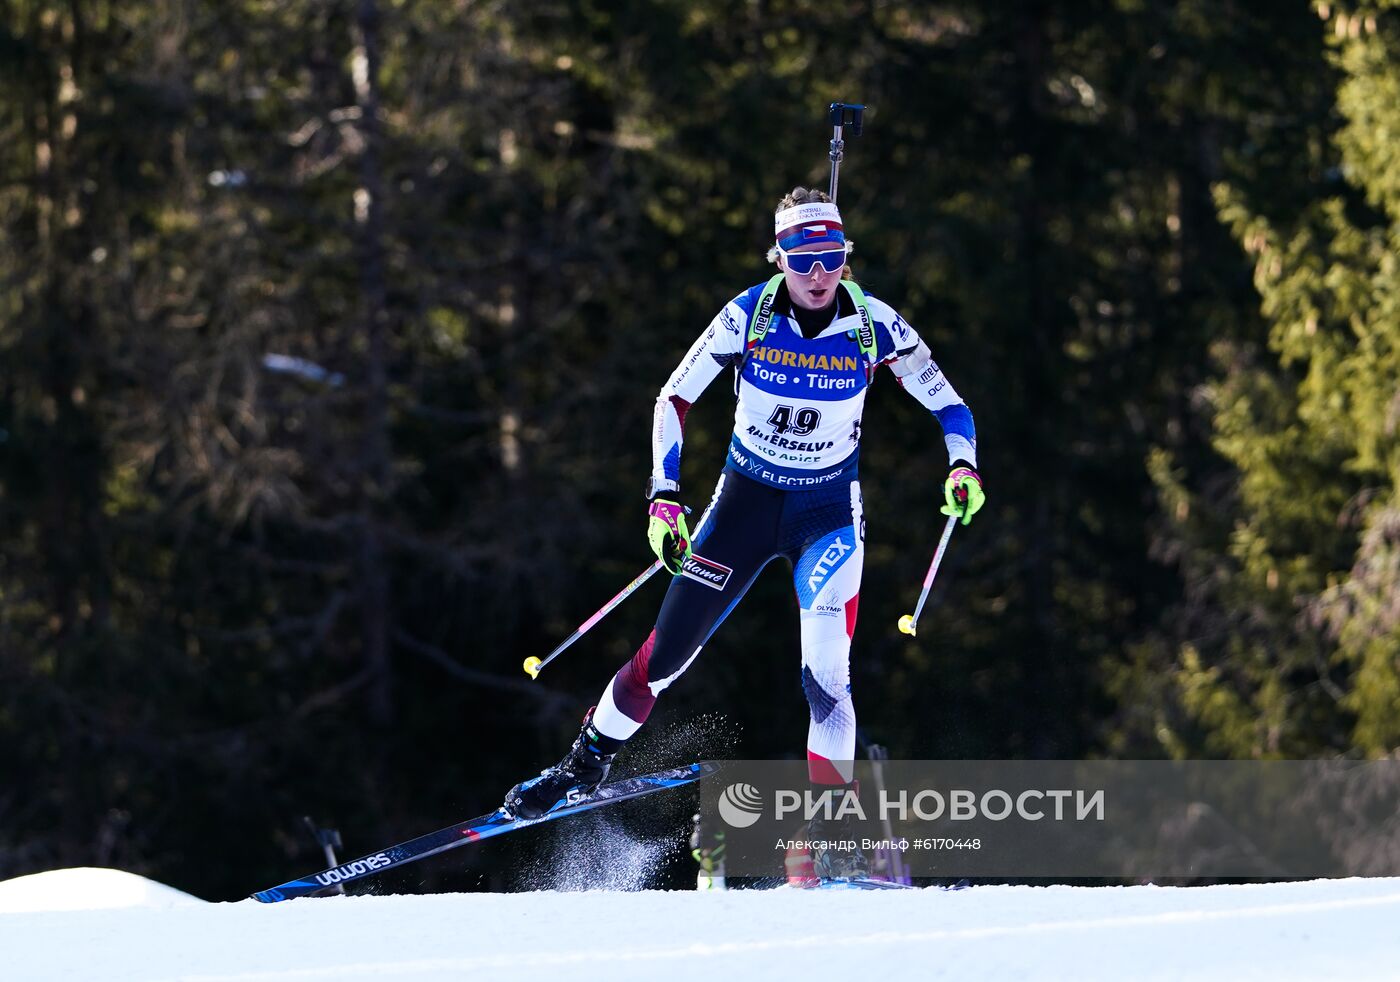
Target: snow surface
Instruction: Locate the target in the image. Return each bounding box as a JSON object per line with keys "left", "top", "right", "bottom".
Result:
{"left": 3, "top": 869, "right": 1400, "bottom": 981}
{"left": 0, "top": 867, "right": 201, "bottom": 913}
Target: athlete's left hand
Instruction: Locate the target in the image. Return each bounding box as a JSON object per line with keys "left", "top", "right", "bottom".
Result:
{"left": 647, "top": 497, "right": 693, "bottom": 574}
{"left": 941, "top": 464, "right": 985, "bottom": 525}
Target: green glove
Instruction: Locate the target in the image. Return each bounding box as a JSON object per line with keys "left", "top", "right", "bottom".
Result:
{"left": 941, "top": 465, "right": 985, "bottom": 526}
{"left": 647, "top": 497, "right": 692, "bottom": 574}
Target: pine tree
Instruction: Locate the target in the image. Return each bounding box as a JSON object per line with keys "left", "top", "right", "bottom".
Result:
{"left": 1121, "top": 2, "right": 1400, "bottom": 758}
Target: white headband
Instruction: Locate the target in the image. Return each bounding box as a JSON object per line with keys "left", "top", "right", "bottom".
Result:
{"left": 774, "top": 202, "right": 846, "bottom": 250}
{"left": 773, "top": 202, "right": 843, "bottom": 235}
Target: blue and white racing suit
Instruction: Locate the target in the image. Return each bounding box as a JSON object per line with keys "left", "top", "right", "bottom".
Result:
{"left": 591, "top": 279, "right": 977, "bottom": 783}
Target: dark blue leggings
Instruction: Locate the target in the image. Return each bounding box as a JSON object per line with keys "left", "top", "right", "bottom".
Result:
{"left": 592, "top": 466, "right": 865, "bottom": 780}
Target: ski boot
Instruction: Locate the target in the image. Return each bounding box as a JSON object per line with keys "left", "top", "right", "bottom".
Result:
{"left": 806, "top": 783, "right": 870, "bottom": 881}
{"left": 504, "top": 712, "right": 617, "bottom": 819}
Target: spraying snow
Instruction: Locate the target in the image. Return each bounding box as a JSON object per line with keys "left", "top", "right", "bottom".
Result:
{"left": 518, "top": 811, "right": 683, "bottom": 891}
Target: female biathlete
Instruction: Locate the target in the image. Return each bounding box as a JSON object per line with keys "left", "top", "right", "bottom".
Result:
{"left": 505, "top": 188, "right": 984, "bottom": 878}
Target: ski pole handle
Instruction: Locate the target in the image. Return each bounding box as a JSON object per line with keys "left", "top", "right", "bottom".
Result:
{"left": 896, "top": 513, "right": 958, "bottom": 638}
{"left": 523, "top": 559, "right": 665, "bottom": 679}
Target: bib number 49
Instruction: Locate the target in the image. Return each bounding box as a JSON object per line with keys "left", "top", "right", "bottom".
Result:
{"left": 768, "top": 404, "right": 821, "bottom": 436}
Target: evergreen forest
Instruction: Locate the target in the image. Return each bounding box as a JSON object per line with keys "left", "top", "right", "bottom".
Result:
{"left": 3, "top": 1, "right": 1398, "bottom": 897}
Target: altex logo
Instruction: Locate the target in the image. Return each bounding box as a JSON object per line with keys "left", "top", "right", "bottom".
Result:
{"left": 718, "top": 783, "right": 764, "bottom": 828}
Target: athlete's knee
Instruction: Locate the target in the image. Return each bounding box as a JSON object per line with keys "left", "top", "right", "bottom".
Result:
{"left": 610, "top": 630, "right": 659, "bottom": 723}
{"left": 614, "top": 624, "right": 703, "bottom": 717}
{"left": 801, "top": 663, "right": 851, "bottom": 724}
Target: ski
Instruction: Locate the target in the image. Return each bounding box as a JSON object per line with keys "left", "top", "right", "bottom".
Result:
{"left": 252, "top": 760, "right": 720, "bottom": 903}
{"left": 815, "top": 878, "right": 916, "bottom": 890}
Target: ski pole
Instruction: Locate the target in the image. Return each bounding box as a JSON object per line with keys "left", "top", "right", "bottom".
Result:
{"left": 897, "top": 513, "right": 958, "bottom": 637}
{"left": 523, "top": 559, "right": 664, "bottom": 678}
{"left": 301, "top": 817, "right": 345, "bottom": 896}
{"left": 827, "top": 102, "right": 865, "bottom": 203}
{"left": 865, "top": 744, "right": 910, "bottom": 885}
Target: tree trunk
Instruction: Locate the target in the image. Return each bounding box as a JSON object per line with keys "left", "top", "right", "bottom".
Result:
{"left": 352, "top": 0, "right": 394, "bottom": 728}
{"left": 1013, "top": 3, "right": 1060, "bottom": 757}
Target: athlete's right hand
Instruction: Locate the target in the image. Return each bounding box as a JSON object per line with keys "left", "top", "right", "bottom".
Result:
{"left": 941, "top": 464, "right": 985, "bottom": 526}
{"left": 647, "top": 497, "right": 692, "bottom": 575}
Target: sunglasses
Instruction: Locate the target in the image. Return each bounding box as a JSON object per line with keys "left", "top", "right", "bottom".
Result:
{"left": 778, "top": 247, "right": 848, "bottom": 275}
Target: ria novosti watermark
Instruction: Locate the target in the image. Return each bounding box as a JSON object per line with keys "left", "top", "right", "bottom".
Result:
{"left": 759, "top": 785, "right": 1105, "bottom": 823}
{"left": 697, "top": 759, "right": 1400, "bottom": 879}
